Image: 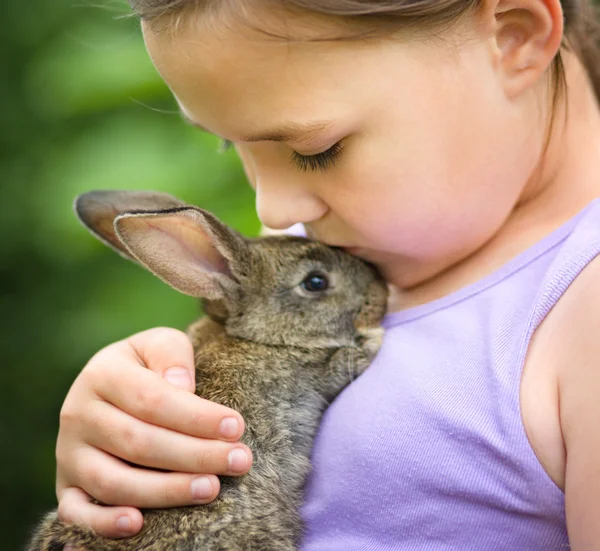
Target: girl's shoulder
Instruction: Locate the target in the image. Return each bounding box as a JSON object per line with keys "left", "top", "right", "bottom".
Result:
{"left": 527, "top": 247, "right": 600, "bottom": 543}
{"left": 515, "top": 198, "right": 600, "bottom": 504}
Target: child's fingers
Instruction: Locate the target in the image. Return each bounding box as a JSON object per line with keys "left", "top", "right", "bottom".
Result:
{"left": 57, "top": 487, "right": 144, "bottom": 539}
{"left": 123, "top": 327, "right": 197, "bottom": 391}
{"left": 82, "top": 400, "right": 253, "bottom": 475}
{"left": 66, "top": 447, "right": 222, "bottom": 508}
{"left": 81, "top": 346, "right": 245, "bottom": 442}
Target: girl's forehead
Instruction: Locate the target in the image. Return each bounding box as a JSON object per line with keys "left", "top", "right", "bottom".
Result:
{"left": 143, "top": 10, "right": 363, "bottom": 80}
{"left": 142, "top": 15, "right": 374, "bottom": 132}
{"left": 141, "top": 6, "right": 487, "bottom": 151}
{"left": 142, "top": 11, "right": 450, "bottom": 136}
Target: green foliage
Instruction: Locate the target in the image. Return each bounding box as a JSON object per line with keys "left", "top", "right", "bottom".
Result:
{"left": 0, "top": 1, "right": 259, "bottom": 547}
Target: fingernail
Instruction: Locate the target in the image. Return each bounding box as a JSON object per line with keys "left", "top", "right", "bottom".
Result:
{"left": 116, "top": 515, "right": 132, "bottom": 532}
{"left": 164, "top": 367, "right": 192, "bottom": 389}
{"left": 191, "top": 476, "right": 213, "bottom": 500}
{"left": 228, "top": 448, "right": 249, "bottom": 473}
{"left": 219, "top": 417, "right": 239, "bottom": 439}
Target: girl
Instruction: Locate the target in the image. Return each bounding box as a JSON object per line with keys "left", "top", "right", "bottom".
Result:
{"left": 55, "top": 0, "right": 600, "bottom": 548}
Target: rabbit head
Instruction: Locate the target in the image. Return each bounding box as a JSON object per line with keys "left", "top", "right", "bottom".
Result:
{"left": 75, "top": 190, "right": 388, "bottom": 349}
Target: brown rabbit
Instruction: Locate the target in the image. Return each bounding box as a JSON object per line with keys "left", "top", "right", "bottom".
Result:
{"left": 28, "top": 190, "right": 388, "bottom": 551}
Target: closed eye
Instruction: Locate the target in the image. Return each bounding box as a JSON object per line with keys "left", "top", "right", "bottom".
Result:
{"left": 290, "top": 142, "right": 343, "bottom": 173}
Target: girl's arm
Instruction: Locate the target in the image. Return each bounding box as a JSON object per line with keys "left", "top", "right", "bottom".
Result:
{"left": 551, "top": 256, "right": 600, "bottom": 550}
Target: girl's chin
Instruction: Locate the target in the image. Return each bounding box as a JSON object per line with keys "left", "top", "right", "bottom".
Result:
{"left": 342, "top": 246, "right": 366, "bottom": 256}
{"left": 343, "top": 247, "right": 392, "bottom": 272}
{"left": 342, "top": 247, "right": 383, "bottom": 265}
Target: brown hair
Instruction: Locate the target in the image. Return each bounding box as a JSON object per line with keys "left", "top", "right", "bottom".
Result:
{"left": 128, "top": 0, "right": 600, "bottom": 108}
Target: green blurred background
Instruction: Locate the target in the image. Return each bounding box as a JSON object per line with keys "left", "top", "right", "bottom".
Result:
{"left": 1, "top": 1, "right": 259, "bottom": 547}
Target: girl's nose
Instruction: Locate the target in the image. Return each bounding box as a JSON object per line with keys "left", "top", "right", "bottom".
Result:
{"left": 236, "top": 143, "right": 329, "bottom": 231}
{"left": 254, "top": 175, "right": 328, "bottom": 231}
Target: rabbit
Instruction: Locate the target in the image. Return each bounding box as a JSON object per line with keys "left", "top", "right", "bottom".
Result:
{"left": 27, "top": 190, "right": 388, "bottom": 551}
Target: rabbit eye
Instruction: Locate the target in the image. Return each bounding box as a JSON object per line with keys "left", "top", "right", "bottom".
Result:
{"left": 301, "top": 272, "right": 329, "bottom": 293}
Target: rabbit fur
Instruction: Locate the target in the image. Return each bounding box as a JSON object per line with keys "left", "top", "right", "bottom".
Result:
{"left": 28, "top": 190, "right": 388, "bottom": 551}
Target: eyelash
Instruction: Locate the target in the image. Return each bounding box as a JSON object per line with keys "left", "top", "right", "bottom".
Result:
{"left": 218, "top": 139, "right": 233, "bottom": 153}
{"left": 290, "top": 142, "right": 343, "bottom": 173}
{"left": 218, "top": 139, "right": 344, "bottom": 173}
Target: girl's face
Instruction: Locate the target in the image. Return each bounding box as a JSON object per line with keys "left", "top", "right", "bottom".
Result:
{"left": 142, "top": 9, "right": 546, "bottom": 288}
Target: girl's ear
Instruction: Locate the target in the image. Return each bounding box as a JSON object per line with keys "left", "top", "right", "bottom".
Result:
{"left": 479, "top": 0, "right": 564, "bottom": 98}
{"left": 115, "top": 208, "right": 250, "bottom": 300}
{"left": 74, "top": 190, "right": 187, "bottom": 261}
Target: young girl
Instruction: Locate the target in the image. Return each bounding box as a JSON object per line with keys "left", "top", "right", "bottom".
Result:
{"left": 54, "top": 0, "right": 600, "bottom": 548}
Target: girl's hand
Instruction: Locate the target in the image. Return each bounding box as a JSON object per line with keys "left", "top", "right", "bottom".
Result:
{"left": 55, "top": 327, "right": 252, "bottom": 539}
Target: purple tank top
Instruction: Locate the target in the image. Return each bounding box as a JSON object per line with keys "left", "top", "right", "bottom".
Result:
{"left": 299, "top": 199, "right": 600, "bottom": 550}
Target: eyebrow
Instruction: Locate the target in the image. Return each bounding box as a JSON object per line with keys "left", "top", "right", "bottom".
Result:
{"left": 180, "top": 111, "right": 334, "bottom": 145}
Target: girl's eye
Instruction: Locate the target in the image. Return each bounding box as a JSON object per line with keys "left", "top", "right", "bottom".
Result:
{"left": 290, "top": 141, "right": 343, "bottom": 173}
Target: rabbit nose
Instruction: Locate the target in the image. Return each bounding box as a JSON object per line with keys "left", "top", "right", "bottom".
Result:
{"left": 255, "top": 181, "right": 328, "bottom": 231}
{"left": 354, "top": 279, "right": 389, "bottom": 331}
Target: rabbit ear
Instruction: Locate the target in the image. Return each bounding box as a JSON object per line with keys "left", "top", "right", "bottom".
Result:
{"left": 74, "top": 190, "right": 187, "bottom": 261}
{"left": 114, "top": 207, "right": 249, "bottom": 300}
